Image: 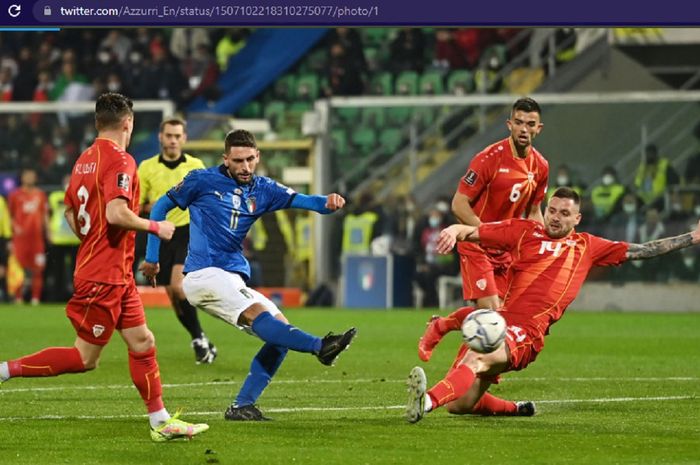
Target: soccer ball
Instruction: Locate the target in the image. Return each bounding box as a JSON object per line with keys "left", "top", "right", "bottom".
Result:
{"left": 461, "top": 309, "right": 507, "bottom": 353}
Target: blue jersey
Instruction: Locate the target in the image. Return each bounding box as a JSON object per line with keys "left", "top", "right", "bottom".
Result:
{"left": 167, "top": 165, "right": 295, "bottom": 280}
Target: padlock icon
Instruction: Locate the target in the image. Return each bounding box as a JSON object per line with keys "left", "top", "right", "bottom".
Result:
{"left": 44, "top": 5, "right": 52, "bottom": 15}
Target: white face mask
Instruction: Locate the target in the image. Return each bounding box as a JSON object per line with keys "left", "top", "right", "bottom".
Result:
{"left": 623, "top": 203, "right": 636, "bottom": 214}
{"left": 556, "top": 175, "right": 569, "bottom": 186}
{"left": 695, "top": 205, "right": 700, "bottom": 216}
{"left": 683, "top": 257, "right": 695, "bottom": 268}
{"left": 428, "top": 217, "right": 441, "bottom": 228}
{"left": 602, "top": 174, "right": 614, "bottom": 186}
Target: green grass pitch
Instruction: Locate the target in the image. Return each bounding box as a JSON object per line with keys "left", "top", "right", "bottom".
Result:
{"left": 0, "top": 304, "right": 698, "bottom": 464}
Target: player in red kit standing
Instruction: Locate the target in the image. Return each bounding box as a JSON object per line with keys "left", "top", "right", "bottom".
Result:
{"left": 8, "top": 168, "right": 48, "bottom": 305}
{"left": 0, "top": 93, "right": 208, "bottom": 441}
{"left": 418, "top": 97, "right": 549, "bottom": 362}
{"left": 406, "top": 187, "right": 700, "bottom": 423}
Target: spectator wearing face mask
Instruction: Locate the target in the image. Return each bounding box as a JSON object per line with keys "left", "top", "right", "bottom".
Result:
{"left": 634, "top": 144, "right": 680, "bottom": 209}
{"left": 590, "top": 166, "right": 626, "bottom": 223}
{"left": 546, "top": 164, "right": 584, "bottom": 202}
{"left": 606, "top": 192, "right": 642, "bottom": 243}
{"left": 413, "top": 208, "right": 458, "bottom": 307}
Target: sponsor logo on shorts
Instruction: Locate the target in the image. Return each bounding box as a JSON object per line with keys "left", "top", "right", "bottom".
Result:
{"left": 464, "top": 169, "right": 478, "bottom": 186}
{"left": 476, "top": 278, "right": 487, "bottom": 290}
{"left": 92, "top": 324, "right": 105, "bottom": 338}
{"left": 116, "top": 173, "right": 130, "bottom": 192}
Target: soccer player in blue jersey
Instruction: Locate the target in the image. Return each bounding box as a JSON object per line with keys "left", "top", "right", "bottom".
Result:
{"left": 140, "top": 129, "right": 357, "bottom": 421}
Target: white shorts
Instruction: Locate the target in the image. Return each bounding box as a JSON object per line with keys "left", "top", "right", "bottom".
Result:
{"left": 182, "top": 267, "right": 282, "bottom": 330}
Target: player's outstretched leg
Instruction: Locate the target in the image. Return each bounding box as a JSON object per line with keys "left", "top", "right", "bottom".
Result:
{"left": 250, "top": 311, "right": 357, "bottom": 366}
{"left": 418, "top": 307, "right": 474, "bottom": 362}
{"left": 316, "top": 328, "right": 358, "bottom": 366}
{"left": 406, "top": 366, "right": 427, "bottom": 423}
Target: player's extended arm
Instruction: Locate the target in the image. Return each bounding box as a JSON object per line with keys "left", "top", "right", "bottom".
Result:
{"left": 141, "top": 195, "right": 178, "bottom": 286}
{"left": 435, "top": 224, "right": 480, "bottom": 254}
{"left": 451, "top": 191, "right": 481, "bottom": 226}
{"left": 626, "top": 220, "right": 700, "bottom": 260}
{"left": 290, "top": 193, "right": 345, "bottom": 213}
{"left": 64, "top": 206, "right": 79, "bottom": 238}
{"left": 106, "top": 197, "right": 175, "bottom": 240}
{"left": 526, "top": 202, "right": 544, "bottom": 225}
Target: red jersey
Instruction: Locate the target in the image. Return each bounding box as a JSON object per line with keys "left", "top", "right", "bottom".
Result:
{"left": 65, "top": 138, "right": 140, "bottom": 285}
{"left": 457, "top": 138, "right": 548, "bottom": 257}
{"left": 479, "top": 219, "right": 629, "bottom": 350}
{"left": 8, "top": 187, "right": 47, "bottom": 243}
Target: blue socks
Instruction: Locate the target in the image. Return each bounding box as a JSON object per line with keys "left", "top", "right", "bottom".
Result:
{"left": 250, "top": 311, "right": 322, "bottom": 353}
{"left": 236, "top": 343, "right": 288, "bottom": 406}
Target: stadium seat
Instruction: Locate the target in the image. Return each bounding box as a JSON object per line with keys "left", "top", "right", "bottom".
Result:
{"left": 369, "top": 72, "right": 393, "bottom": 95}
{"left": 419, "top": 70, "right": 445, "bottom": 95}
{"left": 395, "top": 71, "right": 419, "bottom": 95}
{"left": 273, "top": 74, "right": 297, "bottom": 100}
{"left": 336, "top": 106, "right": 361, "bottom": 123}
{"left": 330, "top": 128, "right": 350, "bottom": 157}
{"left": 264, "top": 100, "right": 287, "bottom": 131}
{"left": 378, "top": 127, "right": 404, "bottom": 157}
{"left": 386, "top": 106, "right": 413, "bottom": 126}
{"left": 362, "top": 28, "right": 396, "bottom": 47}
{"left": 237, "top": 101, "right": 262, "bottom": 119}
{"left": 296, "top": 74, "right": 320, "bottom": 101}
{"left": 446, "top": 70, "right": 475, "bottom": 94}
{"left": 362, "top": 107, "right": 386, "bottom": 127}
{"left": 351, "top": 126, "right": 378, "bottom": 156}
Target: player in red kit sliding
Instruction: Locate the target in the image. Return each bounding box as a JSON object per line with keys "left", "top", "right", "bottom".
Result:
{"left": 0, "top": 93, "right": 208, "bottom": 441}
{"left": 407, "top": 187, "right": 700, "bottom": 423}
{"left": 419, "top": 97, "right": 549, "bottom": 362}
{"left": 8, "top": 168, "right": 48, "bottom": 304}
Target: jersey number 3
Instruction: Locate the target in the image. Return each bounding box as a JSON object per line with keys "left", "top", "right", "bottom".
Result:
{"left": 77, "top": 185, "right": 91, "bottom": 235}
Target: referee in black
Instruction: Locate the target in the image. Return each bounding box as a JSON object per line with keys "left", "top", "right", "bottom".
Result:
{"left": 138, "top": 118, "right": 216, "bottom": 364}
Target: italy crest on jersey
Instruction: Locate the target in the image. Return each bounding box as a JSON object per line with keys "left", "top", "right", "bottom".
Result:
{"left": 246, "top": 196, "right": 256, "bottom": 213}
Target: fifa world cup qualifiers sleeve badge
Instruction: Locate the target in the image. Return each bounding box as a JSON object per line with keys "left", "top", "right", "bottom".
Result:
{"left": 464, "top": 169, "right": 478, "bottom": 186}
{"left": 117, "top": 173, "right": 131, "bottom": 192}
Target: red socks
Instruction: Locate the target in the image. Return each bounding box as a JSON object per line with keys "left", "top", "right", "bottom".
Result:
{"left": 8, "top": 347, "right": 85, "bottom": 377}
{"left": 427, "top": 364, "right": 476, "bottom": 408}
{"left": 128, "top": 347, "right": 164, "bottom": 413}
{"left": 438, "top": 306, "right": 474, "bottom": 333}
{"left": 471, "top": 392, "right": 518, "bottom": 416}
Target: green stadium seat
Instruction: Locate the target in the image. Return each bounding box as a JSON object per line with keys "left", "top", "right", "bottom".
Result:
{"left": 446, "top": 70, "right": 475, "bottom": 95}
{"left": 369, "top": 72, "right": 393, "bottom": 95}
{"left": 351, "top": 126, "right": 377, "bottom": 156}
{"left": 289, "top": 101, "right": 313, "bottom": 116}
{"left": 336, "top": 107, "right": 361, "bottom": 123}
{"left": 419, "top": 70, "right": 445, "bottom": 95}
{"left": 264, "top": 100, "right": 287, "bottom": 131}
{"left": 378, "top": 127, "right": 404, "bottom": 157}
{"left": 362, "top": 28, "right": 395, "bottom": 47}
{"left": 395, "top": 71, "right": 419, "bottom": 95}
{"left": 362, "top": 107, "right": 386, "bottom": 127}
{"left": 386, "top": 106, "right": 413, "bottom": 126}
{"left": 330, "top": 128, "right": 350, "bottom": 157}
{"left": 296, "top": 74, "right": 320, "bottom": 101}
{"left": 237, "top": 101, "right": 262, "bottom": 119}
{"left": 273, "top": 74, "right": 296, "bottom": 100}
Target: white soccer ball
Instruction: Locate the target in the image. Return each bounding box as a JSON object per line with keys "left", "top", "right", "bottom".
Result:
{"left": 461, "top": 309, "right": 507, "bottom": 354}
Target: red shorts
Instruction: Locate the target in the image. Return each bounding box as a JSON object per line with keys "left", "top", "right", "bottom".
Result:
{"left": 65, "top": 278, "right": 146, "bottom": 346}
{"left": 503, "top": 324, "right": 542, "bottom": 372}
{"left": 458, "top": 246, "right": 510, "bottom": 300}
{"left": 13, "top": 245, "right": 45, "bottom": 270}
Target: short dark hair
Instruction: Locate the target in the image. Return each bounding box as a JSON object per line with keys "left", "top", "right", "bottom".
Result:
{"left": 95, "top": 92, "right": 133, "bottom": 131}
{"left": 159, "top": 117, "right": 187, "bottom": 133}
{"left": 551, "top": 186, "right": 580, "bottom": 205}
{"left": 224, "top": 129, "right": 257, "bottom": 153}
{"left": 512, "top": 97, "right": 541, "bottom": 115}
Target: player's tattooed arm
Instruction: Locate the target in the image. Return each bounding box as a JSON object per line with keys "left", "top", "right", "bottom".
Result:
{"left": 626, "top": 233, "right": 694, "bottom": 260}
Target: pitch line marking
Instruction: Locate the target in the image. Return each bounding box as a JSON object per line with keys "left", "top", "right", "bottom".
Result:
{"left": 0, "top": 395, "right": 694, "bottom": 422}
{"left": 0, "top": 376, "right": 698, "bottom": 394}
